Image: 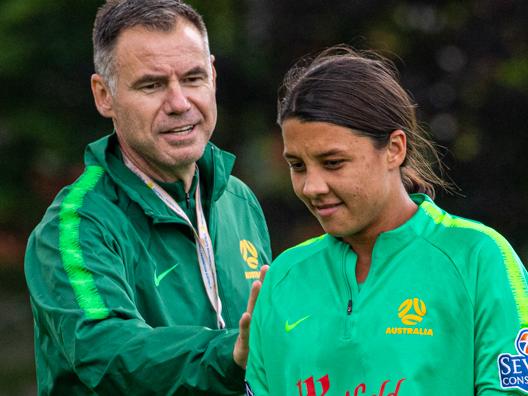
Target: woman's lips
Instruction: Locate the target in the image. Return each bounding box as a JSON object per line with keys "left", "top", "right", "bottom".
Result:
{"left": 313, "top": 202, "right": 342, "bottom": 217}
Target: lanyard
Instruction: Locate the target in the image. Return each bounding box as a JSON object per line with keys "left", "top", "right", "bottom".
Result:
{"left": 122, "top": 154, "right": 225, "bottom": 329}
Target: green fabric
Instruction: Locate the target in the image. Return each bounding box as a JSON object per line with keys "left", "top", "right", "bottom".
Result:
{"left": 157, "top": 170, "right": 200, "bottom": 227}
{"left": 246, "top": 194, "right": 528, "bottom": 396}
{"left": 25, "top": 133, "right": 272, "bottom": 395}
{"left": 59, "top": 165, "right": 109, "bottom": 320}
{"left": 420, "top": 200, "right": 528, "bottom": 328}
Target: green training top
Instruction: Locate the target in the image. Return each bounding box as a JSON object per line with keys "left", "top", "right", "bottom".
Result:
{"left": 25, "top": 134, "right": 272, "bottom": 395}
{"left": 246, "top": 194, "right": 528, "bottom": 396}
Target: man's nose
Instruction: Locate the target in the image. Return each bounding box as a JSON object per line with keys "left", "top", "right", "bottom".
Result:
{"left": 163, "top": 82, "right": 192, "bottom": 114}
{"left": 302, "top": 169, "right": 329, "bottom": 198}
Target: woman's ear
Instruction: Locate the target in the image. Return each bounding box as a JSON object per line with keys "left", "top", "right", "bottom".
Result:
{"left": 387, "top": 129, "right": 407, "bottom": 169}
{"left": 91, "top": 74, "right": 115, "bottom": 119}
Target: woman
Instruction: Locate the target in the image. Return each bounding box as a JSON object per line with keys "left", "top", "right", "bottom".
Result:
{"left": 245, "top": 47, "right": 528, "bottom": 396}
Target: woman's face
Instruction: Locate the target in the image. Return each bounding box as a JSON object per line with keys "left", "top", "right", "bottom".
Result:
{"left": 282, "top": 118, "right": 406, "bottom": 244}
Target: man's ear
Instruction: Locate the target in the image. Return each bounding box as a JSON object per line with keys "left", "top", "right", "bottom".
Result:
{"left": 91, "top": 74, "right": 115, "bottom": 119}
{"left": 210, "top": 54, "right": 217, "bottom": 90}
{"left": 387, "top": 129, "right": 407, "bottom": 169}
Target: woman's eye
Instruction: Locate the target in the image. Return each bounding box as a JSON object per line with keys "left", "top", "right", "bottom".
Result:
{"left": 288, "top": 162, "right": 305, "bottom": 172}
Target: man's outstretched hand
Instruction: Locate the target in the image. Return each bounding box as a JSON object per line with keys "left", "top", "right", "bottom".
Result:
{"left": 233, "top": 264, "right": 269, "bottom": 369}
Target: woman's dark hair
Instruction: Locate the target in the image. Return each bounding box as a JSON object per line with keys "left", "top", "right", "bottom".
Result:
{"left": 278, "top": 45, "right": 451, "bottom": 198}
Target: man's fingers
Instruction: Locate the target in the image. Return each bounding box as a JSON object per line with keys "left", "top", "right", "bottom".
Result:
{"left": 233, "top": 312, "right": 251, "bottom": 368}
{"left": 259, "top": 264, "right": 269, "bottom": 283}
{"left": 239, "top": 312, "right": 251, "bottom": 342}
{"left": 246, "top": 280, "right": 262, "bottom": 315}
{"left": 245, "top": 265, "right": 269, "bottom": 314}
{"left": 233, "top": 265, "right": 270, "bottom": 368}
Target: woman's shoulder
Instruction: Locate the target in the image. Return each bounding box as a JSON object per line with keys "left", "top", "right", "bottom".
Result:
{"left": 266, "top": 234, "right": 331, "bottom": 282}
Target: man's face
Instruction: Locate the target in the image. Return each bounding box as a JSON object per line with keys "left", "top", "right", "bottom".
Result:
{"left": 93, "top": 20, "right": 217, "bottom": 182}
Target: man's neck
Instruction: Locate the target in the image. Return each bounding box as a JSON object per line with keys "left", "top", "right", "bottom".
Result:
{"left": 119, "top": 145, "right": 196, "bottom": 192}
{"left": 156, "top": 164, "right": 196, "bottom": 193}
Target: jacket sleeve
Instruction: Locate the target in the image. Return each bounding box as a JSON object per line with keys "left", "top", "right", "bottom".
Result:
{"left": 473, "top": 232, "right": 528, "bottom": 395}
{"left": 244, "top": 271, "right": 272, "bottom": 396}
{"left": 25, "top": 206, "right": 245, "bottom": 395}
{"left": 243, "top": 181, "right": 273, "bottom": 265}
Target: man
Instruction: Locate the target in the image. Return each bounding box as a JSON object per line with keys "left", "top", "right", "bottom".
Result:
{"left": 24, "top": 1, "right": 271, "bottom": 394}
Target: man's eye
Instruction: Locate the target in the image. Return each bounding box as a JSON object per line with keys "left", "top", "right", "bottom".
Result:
{"left": 183, "top": 75, "right": 204, "bottom": 84}
{"left": 141, "top": 82, "right": 162, "bottom": 91}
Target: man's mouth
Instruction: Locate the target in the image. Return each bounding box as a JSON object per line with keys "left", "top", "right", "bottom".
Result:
{"left": 161, "top": 124, "right": 195, "bottom": 134}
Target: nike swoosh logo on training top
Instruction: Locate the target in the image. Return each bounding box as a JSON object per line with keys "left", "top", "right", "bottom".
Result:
{"left": 285, "top": 315, "right": 311, "bottom": 333}
{"left": 154, "top": 263, "right": 180, "bottom": 287}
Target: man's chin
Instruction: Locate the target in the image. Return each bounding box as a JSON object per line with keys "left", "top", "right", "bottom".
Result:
{"left": 165, "top": 146, "right": 206, "bottom": 167}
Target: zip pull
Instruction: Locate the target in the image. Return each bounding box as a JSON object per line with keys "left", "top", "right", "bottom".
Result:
{"left": 347, "top": 299, "right": 353, "bottom": 315}
{"left": 185, "top": 192, "right": 190, "bottom": 209}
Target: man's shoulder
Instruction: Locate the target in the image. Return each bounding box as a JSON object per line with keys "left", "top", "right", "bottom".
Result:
{"left": 63, "top": 165, "right": 119, "bottom": 207}
{"left": 35, "top": 165, "right": 124, "bottom": 232}
{"left": 222, "top": 175, "right": 260, "bottom": 205}
{"left": 225, "top": 174, "right": 251, "bottom": 191}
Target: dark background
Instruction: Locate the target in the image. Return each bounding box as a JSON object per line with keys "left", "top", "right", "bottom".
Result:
{"left": 0, "top": 0, "right": 527, "bottom": 394}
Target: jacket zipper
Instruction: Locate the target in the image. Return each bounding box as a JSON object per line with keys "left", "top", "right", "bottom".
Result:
{"left": 342, "top": 245, "right": 354, "bottom": 339}
{"left": 185, "top": 192, "right": 190, "bottom": 209}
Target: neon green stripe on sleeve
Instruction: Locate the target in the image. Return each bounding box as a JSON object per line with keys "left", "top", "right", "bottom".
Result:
{"left": 59, "top": 166, "right": 109, "bottom": 320}
{"left": 422, "top": 201, "right": 528, "bottom": 327}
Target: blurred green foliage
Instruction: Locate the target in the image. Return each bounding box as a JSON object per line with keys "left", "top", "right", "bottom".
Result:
{"left": 0, "top": 0, "right": 527, "bottom": 394}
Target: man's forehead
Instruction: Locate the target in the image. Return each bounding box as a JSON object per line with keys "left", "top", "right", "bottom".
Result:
{"left": 114, "top": 23, "right": 210, "bottom": 74}
{"left": 115, "top": 22, "right": 208, "bottom": 58}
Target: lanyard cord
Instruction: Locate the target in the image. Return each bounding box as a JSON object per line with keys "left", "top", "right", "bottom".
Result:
{"left": 122, "top": 154, "right": 225, "bottom": 329}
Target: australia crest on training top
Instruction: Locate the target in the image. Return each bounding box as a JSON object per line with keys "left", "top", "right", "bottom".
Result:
{"left": 497, "top": 328, "right": 528, "bottom": 393}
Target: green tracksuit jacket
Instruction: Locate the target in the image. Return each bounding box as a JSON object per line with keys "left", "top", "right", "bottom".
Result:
{"left": 25, "top": 134, "right": 272, "bottom": 395}
{"left": 246, "top": 194, "right": 528, "bottom": 396}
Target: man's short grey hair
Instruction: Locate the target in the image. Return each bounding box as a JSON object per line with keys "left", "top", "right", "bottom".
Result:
{"left": 93, "top": 0, "right": 209, "bottom": 95}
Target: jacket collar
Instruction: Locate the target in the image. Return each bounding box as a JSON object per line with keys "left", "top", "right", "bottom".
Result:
{"left": 84, "top": 133, "right": 235, "bottom": 221}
